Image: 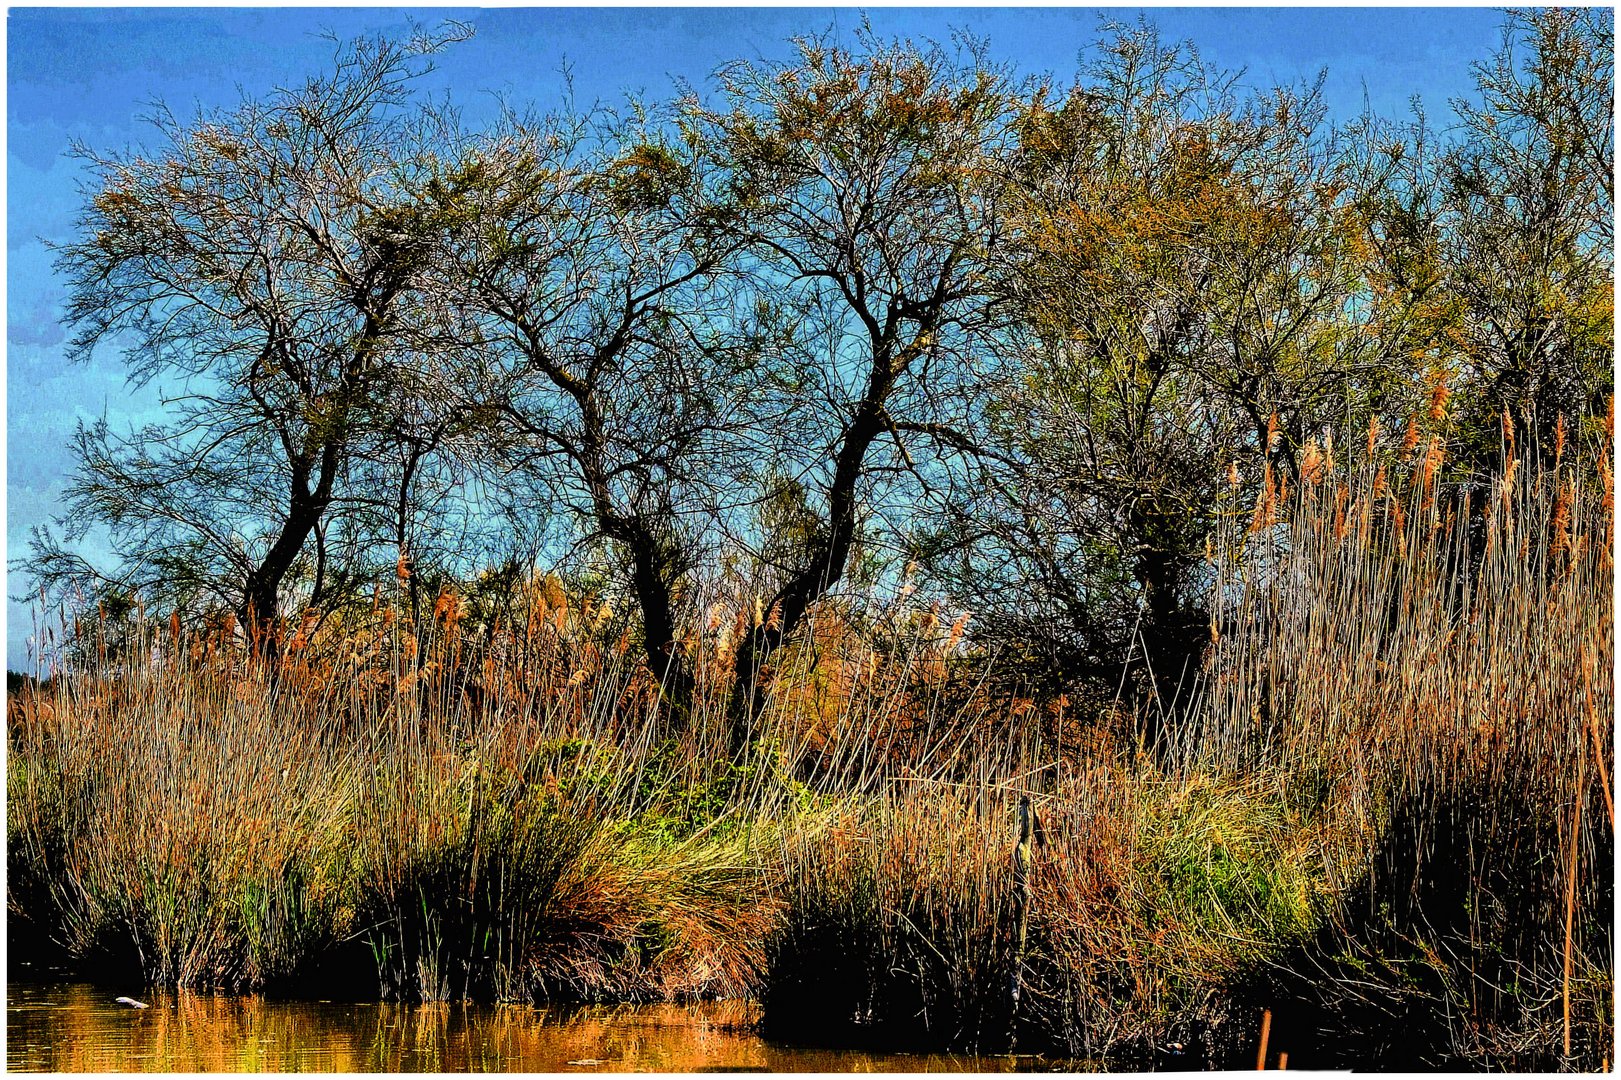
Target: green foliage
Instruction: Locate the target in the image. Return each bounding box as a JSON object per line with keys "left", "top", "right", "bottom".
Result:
{"left": 1137, "top": 777, "right": 1316, "bottom": 964}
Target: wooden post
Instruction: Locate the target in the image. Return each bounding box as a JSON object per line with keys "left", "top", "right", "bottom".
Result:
{"left": 1277, "top": 1052, "right": 1288, "bottom": 1070}
{"left": 1256, "top": 1008, "right": 1272, "bottom": 1069}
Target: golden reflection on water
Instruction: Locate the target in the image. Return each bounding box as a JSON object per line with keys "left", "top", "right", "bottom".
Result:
{"left": 7, "top": 982, "right": 1071, "bottom": 1072}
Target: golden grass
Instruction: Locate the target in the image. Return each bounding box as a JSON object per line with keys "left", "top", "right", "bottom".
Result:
{"left": 1189, "top": 422, "right": 1613, "bottom": 1068}
{"left": 7, "top": 423, "right": 1613, "bottom": 1067}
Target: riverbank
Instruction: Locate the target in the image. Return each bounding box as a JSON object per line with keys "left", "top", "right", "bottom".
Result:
{"left": 9, "top": 454, "right": 1613, "bottom": 1070}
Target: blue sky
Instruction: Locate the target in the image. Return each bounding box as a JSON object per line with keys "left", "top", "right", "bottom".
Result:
{"left": 6, "top": 6, "right": 1510, "bottom": 671}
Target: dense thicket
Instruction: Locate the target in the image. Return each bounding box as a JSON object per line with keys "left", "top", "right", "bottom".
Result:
{"left": 27, "top": 11, "right": 1613, "bottom": 733}
{"left": 10, "top": 15, "right": 1614, "bottom": 1068}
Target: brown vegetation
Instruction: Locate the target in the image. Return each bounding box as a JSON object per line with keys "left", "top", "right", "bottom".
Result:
{"left": 10, "top": 428, "right": 1611, "bottom": 1068}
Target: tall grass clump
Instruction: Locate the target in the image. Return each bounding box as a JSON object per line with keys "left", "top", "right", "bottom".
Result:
{"left": 7, "top": 579, "right": 783, "bottom": 1002}
{"left": 9, "top": 417, "right": 1611, "bottom": 1068}
{"left": 7, "top": 627, "right": 357, "bottom": 988}
{"left": 1031, "top": 760, "right": 1323, "bottom": 1065}
{"left": 754, "top": 673, "right": 1327, "bottom": 1066}
{"left": 757, "top": 418, "right": 1611, "bottom": 1067}
{"left": 1193, "top": 418, "right": 1614, "bottom": 1069}
{"left": 348, "top": 687, "right": 781, "bottom": 1004}
{"left": 760, "top": 775, "right": 1024, "bottom": 1052}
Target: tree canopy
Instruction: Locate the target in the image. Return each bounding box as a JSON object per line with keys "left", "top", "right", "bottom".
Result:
{"left": 29, "top": 11, "right": 1614, "bottom": 725}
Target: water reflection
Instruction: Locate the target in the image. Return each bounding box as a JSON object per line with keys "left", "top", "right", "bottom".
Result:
{"left": 7, "top": 981, "right": 1079, "bottom": 1072}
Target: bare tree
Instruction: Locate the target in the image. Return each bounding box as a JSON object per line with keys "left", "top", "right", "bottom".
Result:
{"left": 690, "top": 27, "right": 1024, "bottom": 732}
{"left": 32, "top": 28, "right": 473, "bottom": 651}
{"left": 442, "top": 106, "right": 767, "bottom": 708}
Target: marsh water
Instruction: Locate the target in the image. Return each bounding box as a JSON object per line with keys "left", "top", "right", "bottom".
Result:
{"left": 7, "top": 978, "right": 1082, "bottom": 1072}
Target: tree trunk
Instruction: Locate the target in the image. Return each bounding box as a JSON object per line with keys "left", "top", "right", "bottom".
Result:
{"left": 625, "top": 528, "right": 696, "bottom": 716}
{"left": 1127, "top": 500, "right": 1205, "bottom": 738}
{"left": 241, "top": 437, "right": 342, "bottom": 664}
{"left": 241, "top": 501, "right": 323, "bottom": 663}
{"left": 729, "top": 402, "right": 885, "bottom": 750}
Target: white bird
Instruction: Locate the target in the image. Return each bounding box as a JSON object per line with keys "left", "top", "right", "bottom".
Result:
{"left": 114, "top": 996, "right": 149, "bottom": 1009}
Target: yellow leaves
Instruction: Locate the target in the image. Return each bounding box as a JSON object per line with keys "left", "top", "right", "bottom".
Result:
{"left": 1311, "top": 179, "right": 1347, "bottom": 206}
{"left": 195, "top": 125, "right": 245, "bottom": 161}
{"left": 605, "top": 142, "right": 688, "bottom": 211}
{"left": 93, "top": 189, "right": 142, "bottom": 215}
{"left": 1016, "top": 100, "right": 1063, "bottom": 158}
{"left": 1338, "top": 219, "right": 1377, "bottom": 271}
